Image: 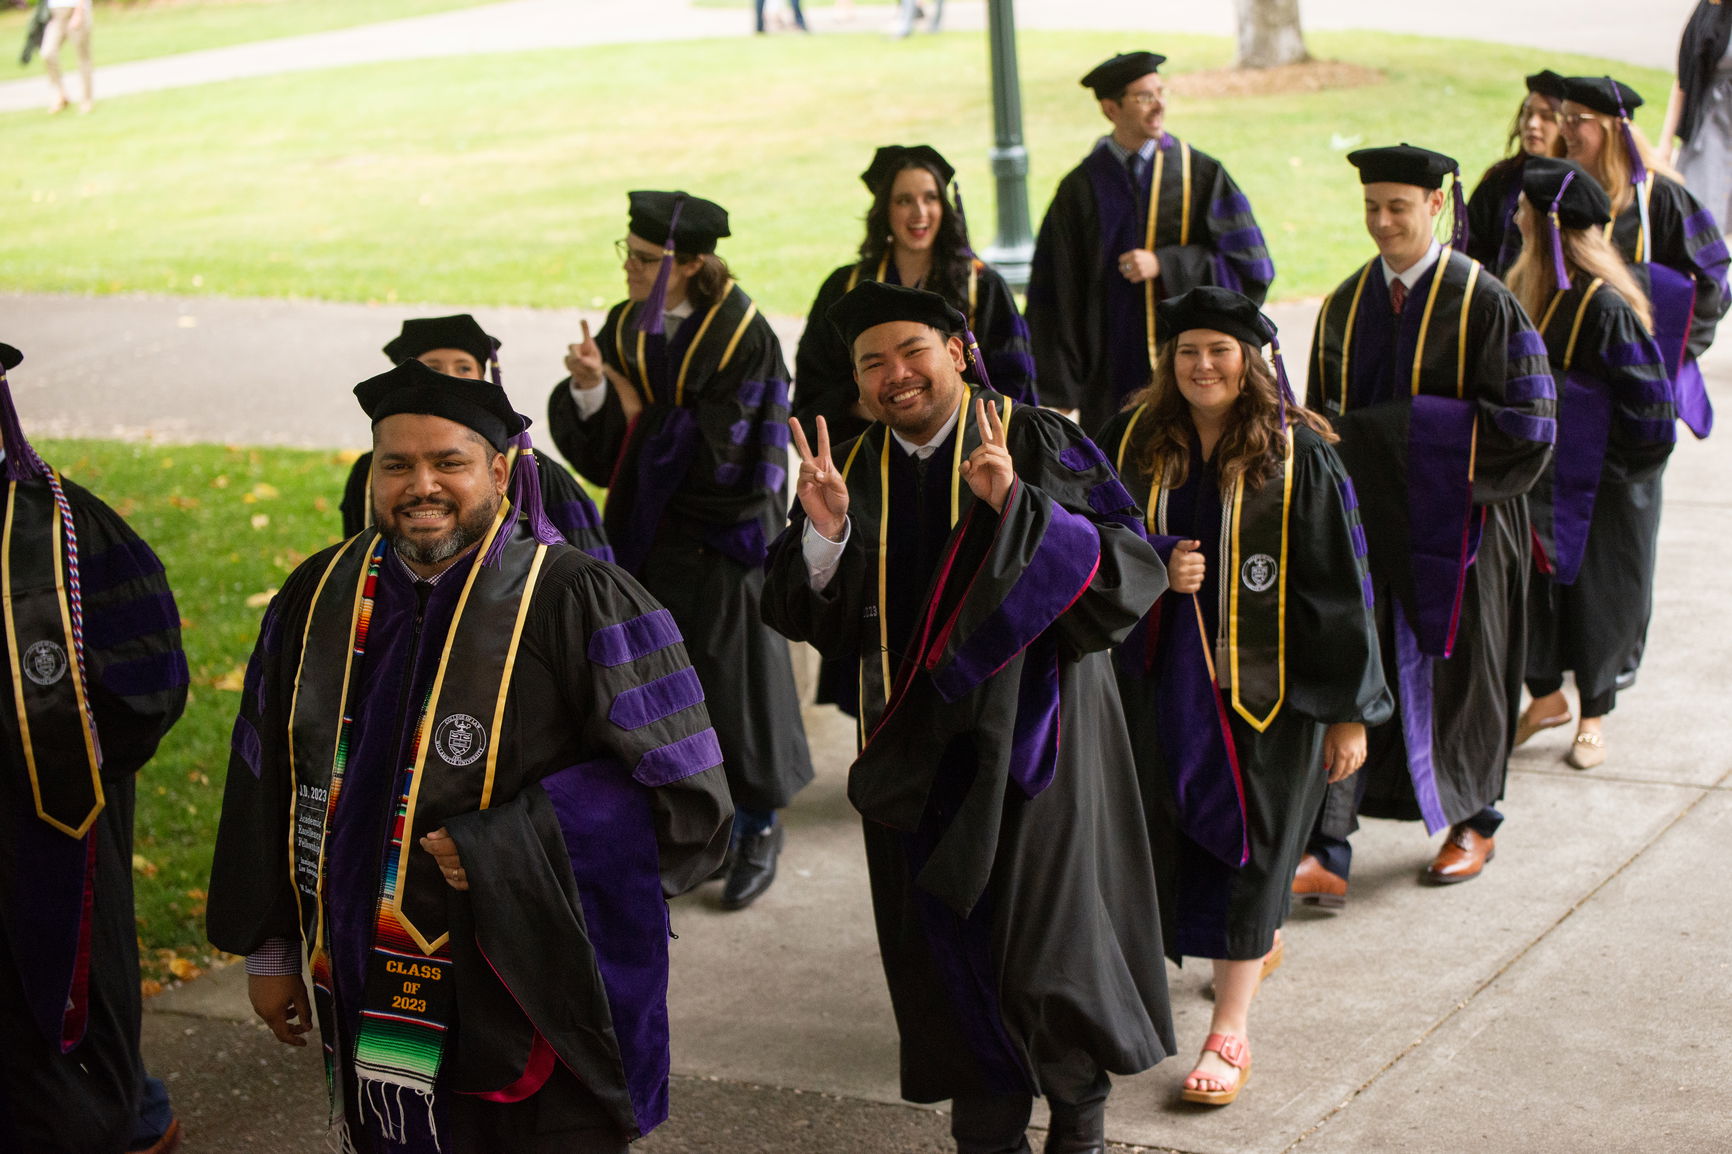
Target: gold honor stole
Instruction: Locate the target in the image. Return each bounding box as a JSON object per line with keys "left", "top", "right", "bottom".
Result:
{"left": 1115, "top": 409, "right": 1293, "bottom": 729}
{"left": 838, "top": 393, "right": 1013, "bottom": 747}
{"left": 3, "top": 476, "right": 103, "bottom": 837}
{"left": 1142, "top": 141, "right": 1194, "bottom": 368}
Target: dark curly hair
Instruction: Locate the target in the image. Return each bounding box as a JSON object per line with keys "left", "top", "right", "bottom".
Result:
{"left": 858, "top": 158, "right": 976, "bottom": 311}
{"left": 1123, "top": 338, "right": 1335, "bottom": 495}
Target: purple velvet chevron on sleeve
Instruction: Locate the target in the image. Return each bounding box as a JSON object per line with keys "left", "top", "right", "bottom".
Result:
{"left": 609, "top": 667, "right": 706, "bottom": 731}
{"left": 589, "top": 609, "right": 683, "bottom": 667}
{"left": 632, "top": 727, "right": 724, "bottom": 787}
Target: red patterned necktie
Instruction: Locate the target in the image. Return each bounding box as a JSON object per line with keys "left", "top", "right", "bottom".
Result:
{"left": 1390, "top": 278, "right": 1408, "bottom": 314}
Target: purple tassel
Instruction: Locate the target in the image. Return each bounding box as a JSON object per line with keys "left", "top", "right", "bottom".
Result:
{"left": 1449, "top": 167, "right": 1469, "bottom": 250}
{"left": 508, "top": 430, "right": 562, "bottom": 547}
{"left": 488, "top": 339, "right": 504, "bottom": 389}
{"left": 963, "top": 327, "right": 994, "bottom": 393}
{"left": 635, "top": 195, "right": 687, "bottom": 337}
{"left": 1614, "top": 89, "right": 1648, "bottom": 188}
{"left": 1547, "top": 169, "right": 1576, "bottom": 292}
{"left": 1269, "top": 336, "right": 1295, "bottom": 436}
{"left": 0, "top": 368, "right": 51, "bottom": 482}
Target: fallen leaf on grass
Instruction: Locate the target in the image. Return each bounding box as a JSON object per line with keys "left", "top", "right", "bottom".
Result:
{"left": 132, "top": 854, "right": 158, "bottom": 877}
{"left": 244, "top": 589, "right": 278, "bottom": 608}
{"left": 167, "top": 957, "right": 202, "bottom": 982}
{"left": 212, "top": 665, "right": 247, "bottom": 692}
{"left": 168, "top": 494, "right": 201, "bottom": 510}
{"left": 250, "top": 514, "right": 270, "bottom": 530}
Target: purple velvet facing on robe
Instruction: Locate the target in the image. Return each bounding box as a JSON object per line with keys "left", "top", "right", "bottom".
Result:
{"left": 1005, "top": 631, "right": 1062, "bottom": 800}
{"left": 612, "top": 409, "right": 701, "bottom": 575}
{"left": 588, "top": 609, "right": 682, "bottom": 667}
{"left": 1392, "top": 604, "right": 1451, "bottom": 833}
{"left": 100, "top": 651, "right": 189, "bottom": 698}
{"left": 1646, "top": 262, "right": 1713, "bottom": 437}
{"left": 1405, "top": 395, "right": 1480, "bottom": 658}
{"left": 83, "top": 590, "right": 178, "bottom": 651}
{"left": 541, "top": 760, "right": 676, "bottom": 1138}
{"left": 1547, "top": 369, "right": 1616, "bottom": 585}
{"left": 927, "top": 495, "right": 1101, "bottom": 704}
{"left": 231, "top": 713, "right": 263, "bottom": 778}
{"left": 77, "top": 535, "right": 163, "bottom": 590}
{"left": 8, "top": 806, "right": 92, "bottom": 1050}
{"left": 1083, "top": 142, "right": 1158, "bottom": 409}
{"left": 1153, "top": 596, "right": 1250, "bottom": 869}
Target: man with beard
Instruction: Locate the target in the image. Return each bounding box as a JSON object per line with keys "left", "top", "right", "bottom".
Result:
{"left": 1026, "top": 51, "right": 1275, "bottom": 433}
{"left": 1297, "top": 145, "right": 1554, "bottom": 902}
{"left": 208, "top": 358, "right": 732, "bottom": 1154}
{"left": 337, "top": 314, "right": 611, "bottom": 563}
{"left": 548, "top": 191, "right": 811, "bottom": 910}
{"left": 763, "top": 282, "right": 1173, "bottom": 1154}
{"left": 0, "top": 342, "right": 188, "bottom": 1153}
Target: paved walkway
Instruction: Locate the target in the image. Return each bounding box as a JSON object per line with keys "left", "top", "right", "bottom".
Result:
{"left": 0, "top": 0, "right": 1699, "bottom": 115}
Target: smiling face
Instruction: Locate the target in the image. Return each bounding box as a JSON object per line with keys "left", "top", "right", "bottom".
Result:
{"left": 1362, "top": 182, "right": 1445, "bottom": 271}
{"left": 415, "top": 348, "right": 483, "bottom": 379}
{"left": 851, "top": 320, "right": 968, "bottom": 445}
{"left": 371, "top": 413, "right": 509, "bottom": 574}
{"left": 887, "top": 166, "right": 943, "bottom": 256}
{"left": 1559, "top": 100, "right": 1608, "bottom": 167}
{"left": 1101, "top": 71, "right": 1166, "bottom": 148}
{"left": 1172, "top": 329, "right": 1246, "bottom": 422}
{"left": 1520, "top": 94, "right": 1563, "bottom": 156}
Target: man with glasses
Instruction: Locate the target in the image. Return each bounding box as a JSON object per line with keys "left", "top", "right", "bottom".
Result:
{"left": 1027, "top": 51, "right": 1276, "bottom": 433}
{"left": 548, "top": 191, "right": 812, "bottom": 912}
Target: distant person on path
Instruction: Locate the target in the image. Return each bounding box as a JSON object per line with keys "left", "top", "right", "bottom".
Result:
{"left": 892, "top": 0, "right": 943, "bottom": 37}
{"left": 41, "top": 0, "right": 93, "bottom": 115}
{"left": 1505, "top": 159, "right": 1676, "bottom": 771}
{"left": 753, "top": 0, "right": 806, "bottom": 34}
{"left": 1660, "top": 1, "right": 1732, "bottom": 238}
{"left": 1296, "top": 145, "right": 1554, "bottom": 904}
{"left": 548, "top": 191, "right": 812, "bottom": 911}
{"left": 1557, "top": 75, "right": 1729, "bottom": 441}
{"left": 1098, "top": 287, "right": 1389, "bottom": 1108}
{"left": 338, "top": 314, "right": 610, "bottom": 562}
{"left": 209, "top": 360, "right": 732, "bottom": 1154}
{"left": 1027, "top": 51, "right": 1275, "bottom": 435}
{"left": 1466, "top": 70, "right": 1569, "bottom": 272}
{"left": 0, "top": 342, "right": 188, "bottom": 1154}
{"left": 764, "top": 282, "right": 1175, "bottom": 1154}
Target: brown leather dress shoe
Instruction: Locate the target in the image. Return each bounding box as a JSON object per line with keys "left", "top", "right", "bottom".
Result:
{"left": 1424, "top": 825, "right": 1495, "bottom": 884}
{"left": 1291, "top": 854, "right": 1348, "bottom": 909}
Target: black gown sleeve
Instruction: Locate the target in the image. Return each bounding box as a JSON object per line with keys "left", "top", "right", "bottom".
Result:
{"left": 971, "top": 264, "right": 1038, "bottom": 404}
{"left": 1585, "top": 291, "right": 1677, "bottom": 481}
{"left": 1465, "top": 162, "right": 1518, "bottom": 271}
{"left": 760, "top": 505, "right": 871, "bottom": 661}
{"left": 1026, "top": 169, "right": 1098, "bottom": 413}
{"left": 1281, "top": 431, "right": 1392, "bottom": 726}
{"left": 1648, "top": 175, "right": 1731, "bottom": 358}
{"left": 793, "top": 266, "right": 872, "bottom": 444}
{"left": 1468, "top": 282, "right": 1556, "bottom": 504}
{"left": 340, "top": 453, "right": 371, "bottom": 538}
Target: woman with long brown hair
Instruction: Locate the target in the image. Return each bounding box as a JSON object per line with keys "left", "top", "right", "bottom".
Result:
{"left": 1098, "top": 287, "right": 1389, "bottom": 1108}
{"left": 1466, "top": 70, "right": 1569, "bottom": 272}
{"left": 1557, "top": 74, "right": 1727, "bottom": 439}
{"left": 1505, "top": 159, "right": 1676, "bottom": 770}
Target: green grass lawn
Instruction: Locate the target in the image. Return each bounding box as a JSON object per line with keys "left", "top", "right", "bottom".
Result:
{"left": 2, "top": 0, "right": 503, "bottom": 69}
{"left": 3, "top": 30, "right": 1669, "bottom": 316}
{"left": 38, "top": 437, "right": 352, "bottom": 982}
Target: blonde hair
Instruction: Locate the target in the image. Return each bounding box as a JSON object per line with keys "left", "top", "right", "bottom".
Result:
{"left": 1570, "top": 110, "right": 1682, "bottom": 216}
{"left": 1506, "top": 200, "right": 1654, "bottom": 334}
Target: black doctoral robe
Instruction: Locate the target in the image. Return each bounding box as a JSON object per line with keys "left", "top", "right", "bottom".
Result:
{"left": 762, "top": 392, "right": 1174, "bottom": 1104}
{"left": 1, "top": 475, "right": 188, "bottom": 1154}
{"left": 1096, "top": 418, "right": 1389, "bottom": 961}
{"left": 1523, "top": 276, "right": 1675, "bottom": 716}
{"left": 340, "top": 448, "right": 611, "bottom": 563}
{"left": 1465, "top": 155, "right": 1531, "bottom": 274}
{"left": 547, "top": 283, "right": 812, "bottom": 812}
{"left": 208, "top": 527, "right": 732, "bottom": 1149}
{"left": 1307, "top": 248, "right": 1554, "bottom": 835}
{"left": 1027, "top": 134, "right": 1275, "bottom": 434}
{"left": 795, "top": 256, "right": 1036, "bottom": 447}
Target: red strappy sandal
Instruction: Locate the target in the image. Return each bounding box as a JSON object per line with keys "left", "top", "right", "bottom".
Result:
{"left": 1180, "top": 1033, "right": 1252, "bottom": 1106}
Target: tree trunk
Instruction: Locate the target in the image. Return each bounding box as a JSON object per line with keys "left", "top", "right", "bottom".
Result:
{"left": 1234, "top": 0, "right": 1309, "bottom": 69}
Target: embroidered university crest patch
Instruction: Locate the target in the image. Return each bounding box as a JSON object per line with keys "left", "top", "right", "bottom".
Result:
{"left": 433, "top": 713, "right": 486, "bottom": 767}
{"left": 1240, "top": 553, "right": 1278, "bottom": 593}
{"left": 23, "top": 640, "right": 68, "bottom": 687}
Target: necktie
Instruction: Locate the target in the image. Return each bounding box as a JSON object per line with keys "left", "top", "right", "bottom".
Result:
{"left": 1390, "top": 278, "right": 1408, "bottom": 315}
{"left": 1126, "top": 151, "right": 1143, "bottom": 185}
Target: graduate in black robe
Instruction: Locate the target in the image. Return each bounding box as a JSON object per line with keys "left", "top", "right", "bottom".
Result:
{"left": 796, "top": 144, "right": 1035, "bottom": 451}
{"left": 1501, "top": 159, "right": 1677, "bottom": 770}
{"left": 1549, "top": 76, "right": 1729, "bottom": 439}
{"left": 0, "top": 343, "right": 188, "bottom": 1154}
{"left": 208, "top": 359, "right": 732, "bottom": 1154}
{"left": 339, "top": 315, "right": 610, "bottom": 562}
{"left": 1465, "top": 70, "right": 1569, "bottom": 272}
{"left": 1027, "top": 51, "right": 1275, "bottom": 435}
{"left": 1097, "top": 290, "right": 1389, "bottom": 1108}
{"left": 1299, "top": 146, "right": 1555, "bottom": 898}
{"left": 763, "top": 282, "right": 1173, "bottom": 1154}
{"left": 546, "top": 192, "right": 811, "bottom": 910}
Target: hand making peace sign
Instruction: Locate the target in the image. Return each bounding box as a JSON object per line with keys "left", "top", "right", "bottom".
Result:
{"left": 959, "top": 397, "right": 1016, "bottom": 513}
{"left": 789, "top": 414, "right": 850, "bottom": 543}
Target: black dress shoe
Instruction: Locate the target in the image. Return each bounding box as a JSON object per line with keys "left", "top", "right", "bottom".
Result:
{"left": 720, "top": 821, "right": 783, "bottom": 910}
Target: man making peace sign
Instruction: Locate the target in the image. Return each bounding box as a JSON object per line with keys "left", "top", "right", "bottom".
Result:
{"left": 762, "top": 282, "right": 1175, "bottom": 1154}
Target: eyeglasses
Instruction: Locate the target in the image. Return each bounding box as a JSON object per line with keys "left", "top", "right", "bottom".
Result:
{"left": 1562, "top": 112, "right": 1603, "bottom": 126}
{"left": 1118, "top": 92, "right": 1163, "bottom": 109}
{"left": 615, "top": 238, "right": 664, "bottom": 267}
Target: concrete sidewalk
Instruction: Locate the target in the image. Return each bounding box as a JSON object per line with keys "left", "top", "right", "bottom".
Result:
{"left": 0, "top": 0, "right": 1697, "bottom": 115}
{"left": 106, "top": 289, "right": 1732, "bottom": 1152}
